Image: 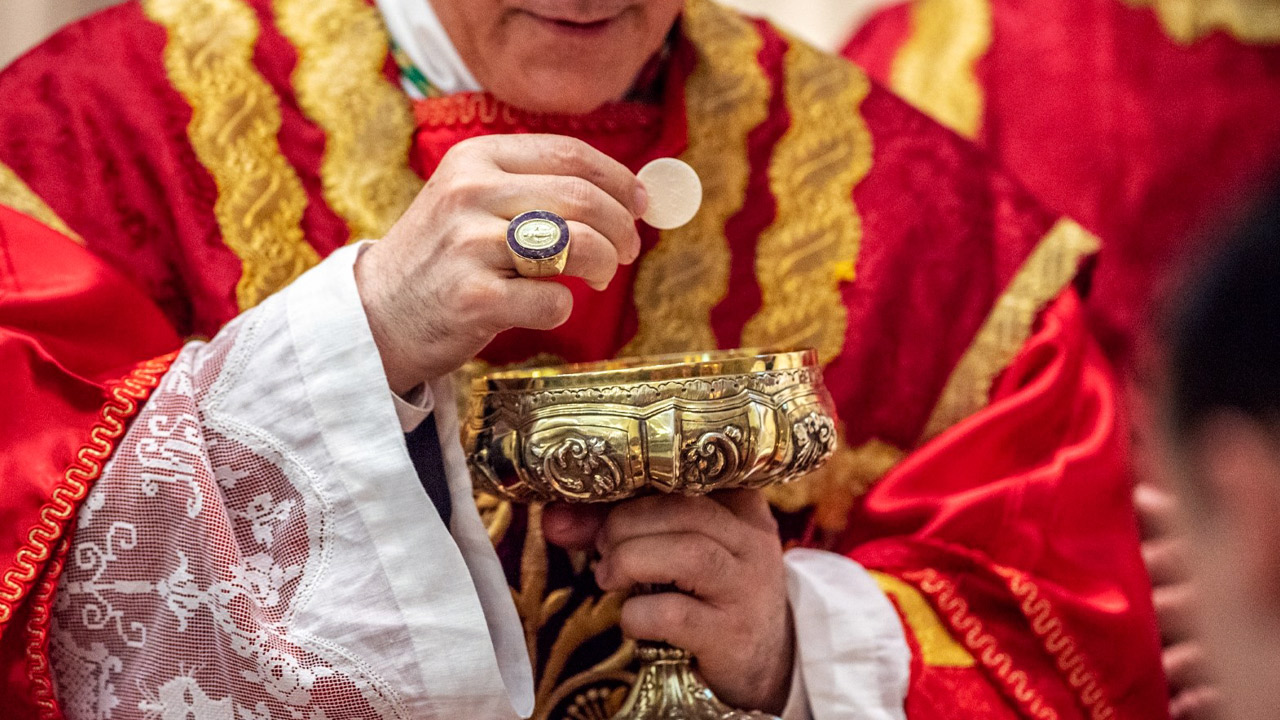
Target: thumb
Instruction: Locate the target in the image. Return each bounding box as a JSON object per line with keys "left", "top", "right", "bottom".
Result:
{"left": 542, "top": 502, "right": 609, "bottom": 550}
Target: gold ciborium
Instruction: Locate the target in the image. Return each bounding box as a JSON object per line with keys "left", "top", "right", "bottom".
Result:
{"left": 463, "top": 349, "right": 837, "bottom": 720}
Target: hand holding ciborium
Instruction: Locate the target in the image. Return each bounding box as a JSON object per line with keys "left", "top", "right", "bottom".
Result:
{"left": 463, "top": 349, "right": 838, "bottom": 720}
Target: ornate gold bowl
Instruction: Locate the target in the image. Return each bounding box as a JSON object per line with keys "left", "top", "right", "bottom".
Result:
{"left": 463, "top": 349, "right": 838, "bottom": 504}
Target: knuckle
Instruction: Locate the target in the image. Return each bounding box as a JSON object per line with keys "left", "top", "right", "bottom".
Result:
{"left": 702, "top": 544, "right": 732, "bottom": 580}
{"left": 455, "top": 280, "right": 503, "bottom": 318}
{"left": 559, "top": 177, "right": 596, "bottom": 217}
{"left": 449, "top": 174, "right": 489, "bottom": 204}
{"left": 550, "top": 137, "right": 589, "bottom": 167}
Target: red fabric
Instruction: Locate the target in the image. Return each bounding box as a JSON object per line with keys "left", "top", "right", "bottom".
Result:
{"left": 844, "top": 0, "right": 1280, "bottom": 369}
{"left": 0, "top": 206, "right": 179, "bottom": 719}
{"left": 0, "top": 5, "right": 1163, "bottom": 717}
{"left": 846, "top": 293, "right": 1164, "bottom": 719}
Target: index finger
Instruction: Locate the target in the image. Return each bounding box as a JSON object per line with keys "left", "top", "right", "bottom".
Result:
{"left": 480, "top": 134, "right": 648, "bottom": 218}
{"left": 1134, "top": 483, "right": 1181, "bottom": 540}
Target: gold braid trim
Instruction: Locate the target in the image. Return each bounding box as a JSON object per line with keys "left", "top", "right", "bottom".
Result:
{"left": 871, "top": 571, "right": 976, "bottom": 668}
{"left": 1122, "top": 0, "right": 1280, "bottom": 44}
{"left": 741, "top": 38, "right": 871, "bottom": 365}
{"left": 746, "top": 42, "right": 872, "bottom": 516}
{"left": 273, "top": 0, "right": 421, "bottom": 242}
{"left": 921, "top": 218, "right": 1099, "bottom": 441}
{"left": 889, "top": 0, "right": 992, "bottom": 139}
{"left": 0, "top": 355, "right": 174, "bottom": 626}
{"left": 623, "top": 0, "right": 770, "bottom": 356}
{"left": 144, "top": 0, "right": 316, "bottom": 311}
{"left": 994, "top": 565, "right": 1118, "bottom": 720}
{"left": 905, "top": 568, "right": 1062, "bottom": 720}
{"left": 0, "top": 161, "right": 82, "bottom": 243}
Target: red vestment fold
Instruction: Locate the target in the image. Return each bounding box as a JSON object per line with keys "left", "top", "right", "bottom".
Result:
{"left": 843, "top": 0, "right": 1280, "bottom": 368}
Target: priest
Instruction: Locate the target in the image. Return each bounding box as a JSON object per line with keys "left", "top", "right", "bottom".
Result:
{"left": 0, "top": 1, "right": 1164, "bottom": 718}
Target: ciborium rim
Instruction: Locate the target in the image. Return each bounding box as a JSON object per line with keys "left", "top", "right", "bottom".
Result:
{"left": 474, "top": 348, "right": 818, "bottom": 392}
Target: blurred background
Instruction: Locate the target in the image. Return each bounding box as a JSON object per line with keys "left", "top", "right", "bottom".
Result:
{"left": 0, "top": 0, "right": 873, "bottom": 67}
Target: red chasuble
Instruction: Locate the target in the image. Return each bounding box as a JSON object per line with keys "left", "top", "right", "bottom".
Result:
{"left": 843, "top": 0, "right": 1280, "bottom": 370}
{"left": 0, "top": 0, "right": 1163, "bottom": 718}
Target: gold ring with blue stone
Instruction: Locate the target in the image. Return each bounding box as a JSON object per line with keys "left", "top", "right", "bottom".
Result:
{"left": 507, "top": 210, "right": 571, "bottom": 278}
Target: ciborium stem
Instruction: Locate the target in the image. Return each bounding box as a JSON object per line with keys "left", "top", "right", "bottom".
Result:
{"left": 610, "top": 642, "right": 778, "bottom": 720}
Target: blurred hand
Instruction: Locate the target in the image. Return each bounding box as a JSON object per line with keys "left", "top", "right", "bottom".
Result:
{"left": 543, "top": 490, "right": 794, "bottom": 714}
{"left": 1136, "top": 483, "right": 1221, "bottom": 720}
{"left": 355, "top": 134, "right": 646, "bottom": 393}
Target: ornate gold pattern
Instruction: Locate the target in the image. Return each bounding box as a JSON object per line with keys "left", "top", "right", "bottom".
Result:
{"left": 921, "top": 219, "right": 1099, "bottom": 441}
{"left": 623, "top": 0, "right": 770, "bottom": 356}
{"left": 890, "top": 0, "right": 992, "bottom": 139}
{"left": 507, "top": 502, "right": 635, "bottom": 719}
{"left": 742, "top": 36, "right": 871, "bottom": 365}
{"left": 871, "top": 571, "right": 975, "bottom": 668}
{"left": 26, "top": 537, "right": 70, "bottom": 720}
{"left": 272, "top": 0, "right": 421, "bottom": 242}
{"left": 905, "top": 568, "right": 1061, "bottom": 720}
{"left": 465, "top": 350, "right": 838, "bottom": 504}
{"left": 1122, "top": 0, "right": 1280, "bottom": 44}
{"left": 144, "top": 0, "right": 316, "bottom": 311}
{"left": 0, "top": 354, "right": 174, "bottom": 626}
{"left": 0, "top": 161, "right": 82, "bottom": 243}
{"left": 994, "top": 565, "right": 1117, "bottom": 720}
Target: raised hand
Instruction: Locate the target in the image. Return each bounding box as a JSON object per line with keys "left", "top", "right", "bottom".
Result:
{"left": 355, "top": 134, "right": 647, "bottom": 393}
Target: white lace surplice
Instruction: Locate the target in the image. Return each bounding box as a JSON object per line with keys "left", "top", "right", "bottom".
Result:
{"left": 49, "top": 245, "right": 533, "bottom": 720}
{"left": 49, "top": 243, "right": 908, "bottom": 720}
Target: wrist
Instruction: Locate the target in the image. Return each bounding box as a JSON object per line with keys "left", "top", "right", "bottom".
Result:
{"left": 760, "top": 605, "right": 796, "bottom": 715}
{"left": 355, "top": 242, "right": 424, "bottom": 395}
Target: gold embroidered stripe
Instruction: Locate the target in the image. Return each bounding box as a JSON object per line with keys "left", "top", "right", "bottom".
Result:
{"left": 144, "top": 0, "right": 316, "bottom": 311}
{"left": 872, "top": 571, "right": 976, "bottom": 668}
{"left": 741, "top": 39, "right": 871, "bottom": 365}
{"left": 890, "top": 0, "right": 992, "bottom": 139}
{"left": 0, "top": 162, "right": 82, "bottom": 243}
{"left": 623, "top": 0, "right": 771, "bottom": 356}
{"left": 273, "top": 0, "right": 421, "bottom": 242}
{"left": 921, "top": 218, "right": 1100, "bottom": 441}
{"left": 1122, "top": 0, "right": 1280, "bottom": 44}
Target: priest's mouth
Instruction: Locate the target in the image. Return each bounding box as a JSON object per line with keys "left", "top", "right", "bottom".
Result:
{"left": 520, "top": 11, "right": 625, "bottom": 38}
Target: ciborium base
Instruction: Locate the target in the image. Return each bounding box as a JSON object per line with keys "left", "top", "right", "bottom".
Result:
{"left": 611, "top": 643, "right": 778, "bottom": 720}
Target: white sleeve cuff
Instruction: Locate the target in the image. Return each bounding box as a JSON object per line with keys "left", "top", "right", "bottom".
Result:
{"left": 393, "top": 382, "right": 436, "bottom": 432}
{"left": 782, "top": 549, "right": 911, "bottom": 720}
{"left": 282, "top": 244, "right": 532, "bottom": 717}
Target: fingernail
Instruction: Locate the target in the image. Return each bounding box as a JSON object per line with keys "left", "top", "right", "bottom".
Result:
{"left": 633, "top": 184, "right": 649, "bottom": 218}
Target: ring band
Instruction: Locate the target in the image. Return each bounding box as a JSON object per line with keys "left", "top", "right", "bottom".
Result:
{"left": 507, "top": 210, "right": 570, "bottom": 278}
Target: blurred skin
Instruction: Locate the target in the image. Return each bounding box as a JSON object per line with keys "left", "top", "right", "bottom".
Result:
{"left": 1135, "top": 482, "right": 1220, "bottom": 720}
{"left": 1154, "top": 412, "right": 1280, "bottom": 720}
{"left": 431, "top": 0, "right": 686, "bottom": 114}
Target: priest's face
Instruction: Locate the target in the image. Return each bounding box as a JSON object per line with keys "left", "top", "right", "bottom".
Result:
{"left": 431, "top": 0, "right": 685, "bottom": 114}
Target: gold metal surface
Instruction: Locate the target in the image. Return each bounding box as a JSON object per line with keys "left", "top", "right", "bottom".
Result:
{"left": 511, "top": 248, "right": 570, "bottom": 278}
{"left": 515, "top": 219, "right": 562, "bottom": 250}
{"left": 465, "top": 348, "right": 837, "bottom": 719}
{"left": 465, "top": 349, "right": 838, "bottom": 504}
{"left": 610, "top": 645, "right": 775, "bottom": 720}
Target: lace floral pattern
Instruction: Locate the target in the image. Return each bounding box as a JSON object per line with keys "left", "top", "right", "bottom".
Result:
{"left": 51, "top": 325, "right": 401, "bottom": 720}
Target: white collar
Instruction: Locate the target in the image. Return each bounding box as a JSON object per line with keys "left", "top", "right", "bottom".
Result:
{"left": 373, "top": 0, "right": 482, "bottom": 98}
